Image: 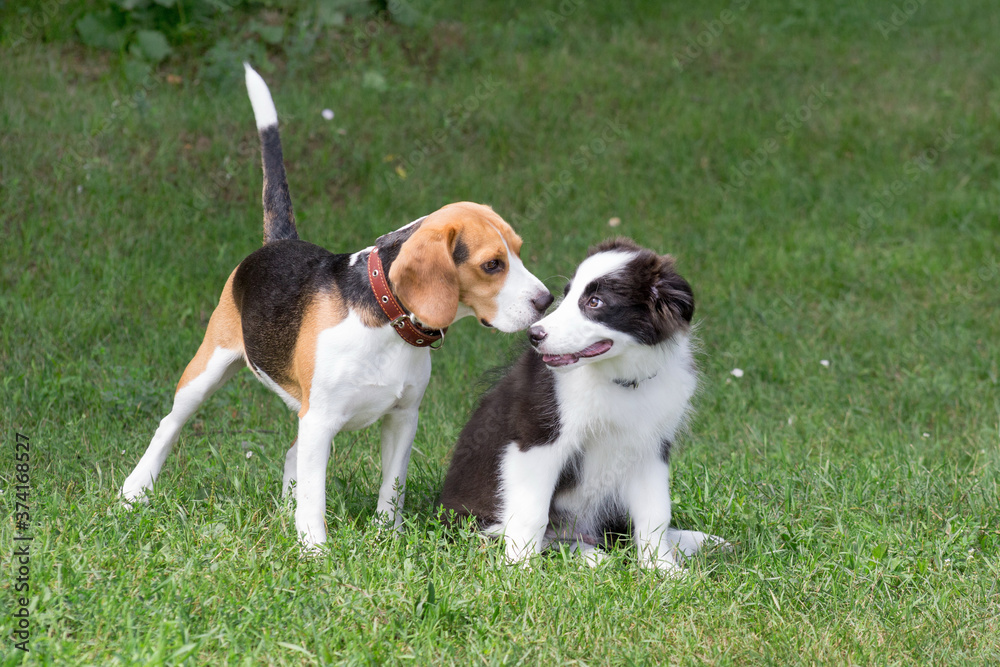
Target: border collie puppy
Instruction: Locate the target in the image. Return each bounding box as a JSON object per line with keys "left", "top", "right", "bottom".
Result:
{"left": 440, "top": 238, "right": 724, "bottom": 572}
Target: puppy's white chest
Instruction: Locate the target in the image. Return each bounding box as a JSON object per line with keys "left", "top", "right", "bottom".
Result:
{"left": 555, "top": 367, "right": 693, "bottom": 441}
{"left": 548, "top": 360, "right": 696, "bottom": 522}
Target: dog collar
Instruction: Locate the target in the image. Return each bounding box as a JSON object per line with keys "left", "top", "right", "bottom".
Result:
{"left": 367, "top": 248, "right": 446, "bottom": 349}
{"left": 613, "top": 372, "right": 657, "bottom": 390}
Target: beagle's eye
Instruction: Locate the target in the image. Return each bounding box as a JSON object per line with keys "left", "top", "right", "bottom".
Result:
{"left": 481, "top": 259, "right": 504, "bottom": 274}
{"left": 586, "top": 296, "right": 603, "bottom": 308}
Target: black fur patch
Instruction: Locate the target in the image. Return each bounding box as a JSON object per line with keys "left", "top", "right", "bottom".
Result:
{"left": 660, "top": 438, "right": 672, "bottom": 463}
{"left": 439, "top": 349, "right": 561, "bottom": 526}
{"left": 259, "top": 126, "right": 297, "bottom": 244}
{"left": 231, "top": 219, "right": 434, "bottom": 387}
{"left": 579, "top": 244, "right": 694, "bottom": 345}
{"left": 233, "top": 240, "right": 342, "bottom": 385}
{"left": 452, "top": 236, "right": 469, "bottom": 265}
{"left": 336, "top": 249, "right": 388, "bottom": 323}
{"left": 375, "top": 219, "right": 424, "bottom": 267}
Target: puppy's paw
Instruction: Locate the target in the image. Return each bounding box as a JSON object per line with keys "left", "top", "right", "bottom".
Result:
{"left": 581, "top": 547, "right": 608, "bottom": 568}
{"left": 503, "top": 539, "right": 538, "bottom": 569}
{"left": 666, "top": 528, "right": 731, "bottom": 557}
{"left": 640, "top": 554, "right": 685, "bottom": 577}
{"left": 563, "top": 539, "right": 607, "bottom": 568}
{"left": 701, "top": 533, "right": 732, "bottom": 553}
{"left": 638, "top": 542, "right": 685, "bottom": 576}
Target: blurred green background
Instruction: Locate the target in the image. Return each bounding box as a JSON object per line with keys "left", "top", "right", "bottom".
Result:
{"left": 1, "top": 0, "right": 998, "bottom": 663}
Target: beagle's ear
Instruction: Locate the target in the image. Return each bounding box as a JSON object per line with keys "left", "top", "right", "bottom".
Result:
{"left": 388, "top": 226, "right": 460, "bottom": 330}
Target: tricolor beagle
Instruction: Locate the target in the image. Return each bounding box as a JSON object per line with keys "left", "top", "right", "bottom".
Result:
{"left": 120, "top": 65, "right": 552, "bottom": 549}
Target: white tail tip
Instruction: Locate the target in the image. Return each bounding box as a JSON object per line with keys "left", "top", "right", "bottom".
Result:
{"left": 244, "top": 62, "right": 278, "bottom": 130}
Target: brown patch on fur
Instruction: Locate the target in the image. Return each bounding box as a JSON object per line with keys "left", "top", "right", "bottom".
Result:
{"left": 177, "top": 270, "right": 245, "bottom": 392}
{"left": 292, "top": 290, "right": 348, "bottom": 418}
{"left": 389, "top": 202, "right": 522, "bottom": 329}
{"left": 353, "top": 299, "right": 387, "bottom": 329}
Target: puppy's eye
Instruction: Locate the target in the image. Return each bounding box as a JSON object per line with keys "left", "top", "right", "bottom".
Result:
{"left": 481, "top": 259, "right": 504, "bottom": 274}
{"left": 586, "top": 296, "right": 603, "bottom": 308}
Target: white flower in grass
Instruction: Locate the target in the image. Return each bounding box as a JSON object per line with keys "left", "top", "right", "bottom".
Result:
{"left": 922, "top": 432, "right": 930, "bottom": 438}
{"left": 731, "top": 368, "right": 744, "bottom": 378}
{"left": 820, "top": 359, "right": 830, "bottom": 368}
{"left": 322, "top": 109, "right": 335, "bottom": 120}
{"left": 246, "top": 451, "right": 254, "bottom": 459}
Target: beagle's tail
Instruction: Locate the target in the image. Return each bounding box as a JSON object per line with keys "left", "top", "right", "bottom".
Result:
{"left": 244, "top": 63, "right": 298, "bottom": 245}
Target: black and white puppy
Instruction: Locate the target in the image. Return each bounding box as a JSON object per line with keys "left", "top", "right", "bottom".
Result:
{"left": 440, "top": 238, "right": 725, "bottom": 572}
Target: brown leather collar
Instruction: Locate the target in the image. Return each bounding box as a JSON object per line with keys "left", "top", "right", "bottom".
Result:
{"left": 367, "top": 247, "right": 446, "bottom": 349}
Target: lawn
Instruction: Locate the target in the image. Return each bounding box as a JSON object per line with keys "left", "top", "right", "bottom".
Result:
{"left": 2, "top": 0, "right": 999, "bottom": 663}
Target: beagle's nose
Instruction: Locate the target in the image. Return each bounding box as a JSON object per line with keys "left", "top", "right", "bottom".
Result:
{"left": 528, "top": 325, "right": 547, "bottom": 347}
{"left": 532, "top": 291, "right": 554, "bottom": 313}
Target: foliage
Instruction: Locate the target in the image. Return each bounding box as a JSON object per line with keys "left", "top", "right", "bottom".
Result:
{"left": 68, "top": 0, "right": 381, "bottom": 82}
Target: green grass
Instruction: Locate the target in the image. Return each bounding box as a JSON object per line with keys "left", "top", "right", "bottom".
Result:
{"left": 3, "top": 0, "right": 1000, "bottom": 663}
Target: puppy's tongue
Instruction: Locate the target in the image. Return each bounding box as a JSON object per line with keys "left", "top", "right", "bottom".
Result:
{"left": 542, "top": 340, "right": 613, "bottom": 367}
{"left": 541, "top": 353, "right": 579, "bottom": 367}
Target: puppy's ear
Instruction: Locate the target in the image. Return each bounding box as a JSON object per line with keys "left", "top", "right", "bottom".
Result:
{"left": 388, "top": 225, "right": 460, "bottom": 330}
{"left": 654, "top": 255, "right": 695, "bottom": 323}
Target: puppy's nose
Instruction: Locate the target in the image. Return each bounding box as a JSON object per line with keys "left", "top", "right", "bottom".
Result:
{"left": 528, "top": 325, "right": 547, "bottom": 347}
{"left": 532, "top": 291, "right": 554, "bottom": 312}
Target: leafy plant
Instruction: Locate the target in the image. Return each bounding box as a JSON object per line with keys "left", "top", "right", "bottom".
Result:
{"left": 73, "top": 0, "right": 388, "bottom": 83}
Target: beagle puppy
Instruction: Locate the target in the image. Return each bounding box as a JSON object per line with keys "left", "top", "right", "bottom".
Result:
{"left": 120, "top": 65, "right": 553, "bottom": 549}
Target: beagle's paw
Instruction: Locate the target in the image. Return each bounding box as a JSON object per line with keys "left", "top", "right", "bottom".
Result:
{"left": 119, "top": 485, "right": 150, "bottom": 510}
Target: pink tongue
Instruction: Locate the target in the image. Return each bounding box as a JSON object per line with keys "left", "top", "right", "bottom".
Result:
{"left": 542, "top": 340, "right": 613, "bottom": 367}
{"left": 578, "top": 340, "right": 613, "bottom": 357}
{"left": 542, "top": 354, "right": 579, "bottom": 367}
